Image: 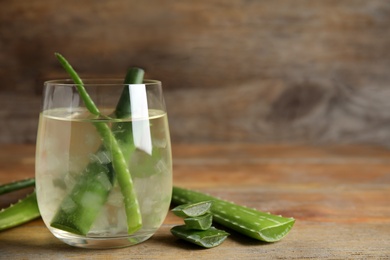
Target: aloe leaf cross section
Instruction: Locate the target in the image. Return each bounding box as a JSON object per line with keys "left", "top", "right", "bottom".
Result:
{"left": 50, "top": 53, "right": 144, "bottom": 235}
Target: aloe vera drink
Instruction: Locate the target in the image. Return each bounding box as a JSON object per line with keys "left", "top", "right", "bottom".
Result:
{"left": 35, "top": 80, "right": 172, "bottom": 248}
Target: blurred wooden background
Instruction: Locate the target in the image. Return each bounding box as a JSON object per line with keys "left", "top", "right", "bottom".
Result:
{"left": 1, "top": 0, "right": 390, "bottom": 145}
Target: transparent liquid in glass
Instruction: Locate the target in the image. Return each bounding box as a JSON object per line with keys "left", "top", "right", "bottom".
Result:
{"left": 35, "top": 108, "right": 172, "bottom": 248}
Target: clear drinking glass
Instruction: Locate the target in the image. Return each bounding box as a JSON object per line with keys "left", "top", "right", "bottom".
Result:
{"left": 35, "top": 79, "right": 172, "bottom": 249}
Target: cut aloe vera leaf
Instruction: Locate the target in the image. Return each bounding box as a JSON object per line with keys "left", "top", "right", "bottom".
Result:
{"left": 0, "top": 191, "right": 40, "bottom": 231}
{"left": 50, "top": 161, "right": 115, "bottom": 235}
{"left": 172, "top": 186, "right": 295, "bottom": 242}
{"left": 0, "top": 178, "right": 35, "bottom": 195}
{"left": 184, "top": 213, "right": 213, "bottom": 230}
{"left": 170, "top": 225, "right": 229, "bottom": 248}
{"left": 50, "top": 54, "right": 144, "bottom": 235}
{"left": 172, "top": 201, "right": 212, "bottom": 218}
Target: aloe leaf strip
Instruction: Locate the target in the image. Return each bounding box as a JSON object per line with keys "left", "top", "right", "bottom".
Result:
{"left": 0, "top": 191, "right": 40, "bottom": 231}
{"left": 52, "top": 53, "right": 143, "bottom": 234}
{"left": 54, "top": 53, "right": 99, "bottom": 115}
{"left": 0, "top": 178, "right": 35, "bottom": 195}
{"left": 172, "top": 186, "right": 295, "bottom": 242}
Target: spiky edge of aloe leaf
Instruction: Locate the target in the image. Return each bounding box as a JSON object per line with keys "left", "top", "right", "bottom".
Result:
{"left": 0, "top": 191, "right": 40, "bottom": 231}
{"left": 172, "top": 186, "right": 295, "bottom": 242}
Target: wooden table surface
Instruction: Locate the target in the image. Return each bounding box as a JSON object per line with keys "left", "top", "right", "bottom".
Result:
{"left": 0, "top": 143, "right": 389, "bottom": 259}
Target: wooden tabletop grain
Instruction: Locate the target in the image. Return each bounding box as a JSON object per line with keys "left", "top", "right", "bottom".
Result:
{"left": 0, "top": 143, "right": 389, "bottom": 259}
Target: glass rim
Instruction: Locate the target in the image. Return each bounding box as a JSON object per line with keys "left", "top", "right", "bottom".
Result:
{"left": 44, "top": 78, "right": 161, "bottom": 86}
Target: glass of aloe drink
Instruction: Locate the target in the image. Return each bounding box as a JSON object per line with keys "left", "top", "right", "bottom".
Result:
{"left": 35, "top": 75, "right": 172, "bottom": 248}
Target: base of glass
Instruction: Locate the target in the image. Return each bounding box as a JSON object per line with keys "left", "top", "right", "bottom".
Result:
{"left": 50, "top": 228, "right": 155, "bottom": 249}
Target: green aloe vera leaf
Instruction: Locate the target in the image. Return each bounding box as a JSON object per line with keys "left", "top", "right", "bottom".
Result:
{"left": 184, "top": 213, "right": 213, "bottom": 230}
{"left": 172, "top": 186, "right": 295, "bottom": 242}
{"left": 50, "top": 161, "right": 115, "bottom": 235}
{"left": 112, "top": 67, "right": 144, "bottom": 160}
{"left": 54, "top": 53, "right": 99, "bottom": 115}
{"left": 50, "top": 53, "right": 143, "bottom": 235}
{"left": 114, "top": 67, "right": 145, "bottom": 118}
{"left": 170, "top": 225, "right": 229, "bottom": 248}
{"left": 172, "top": 201, "right": 213, "bottom": 218}
{"left": 0, "top": 191, "right": 40, "bottom": 231}
{"left": 0, "top": 178, "right": 35, "bottom": 195}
